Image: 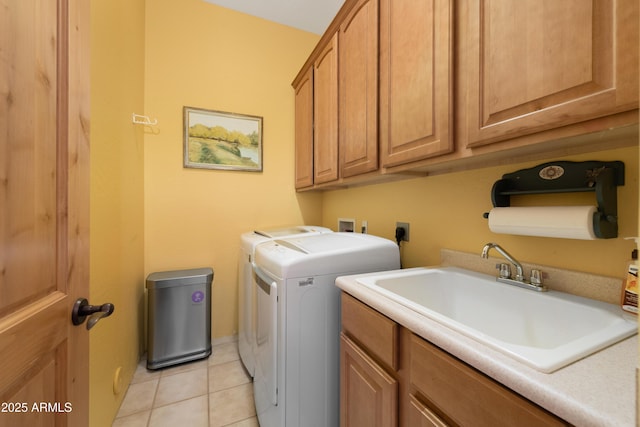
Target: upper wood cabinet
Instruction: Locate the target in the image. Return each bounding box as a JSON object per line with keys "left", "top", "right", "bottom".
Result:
{"left": 313, "top": 33, "right": 340, "bottom": 184}
{"left": 292, "top": 0, "right": 638, "bottom": 190}
{"left": 459, "top": 0, "right": 639, "bottom": 148}
{"left": 339, "top": 0, "right": 379, "bottom": 178}
{"left": 294, "top": 67, "right": 314, "bottom": 189}
{"left": 379, "top": 0, "right": 454, "bottom": 168}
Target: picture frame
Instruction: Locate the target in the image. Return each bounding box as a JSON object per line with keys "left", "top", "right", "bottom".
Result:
{"left": 183, "top": 106, "right": 263, "bottom": 171}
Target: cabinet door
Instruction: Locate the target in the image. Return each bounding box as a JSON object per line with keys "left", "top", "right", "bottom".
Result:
{"left": 341, "top": 333, "right": 398, "bottom": 427}
{"left": 408, "top": 395, "right": 449, "bottom": 427}
{"left": 294, "top": 67, "right": 314, "bottom": 189}
{"left": 339, "top": 0, "right": 379, "bottom": 177}
{"left": 314, "top": 33, "right": 339, "bottom": 184}
{"left": 460, "top": 0, "right": 639, "bottom": 147}
{"left": 411, "top": 335, "right": 568, "bottom": 427}
{"left": 379, "top": 0, "right": 453, "bottom": 168}
{"left": 342, "top": 293, "right": 398, "bottom": 370}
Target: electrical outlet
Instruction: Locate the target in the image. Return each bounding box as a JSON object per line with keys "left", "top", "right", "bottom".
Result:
{"left": 361, "top": 220, "right": 368, "bottom": 234}
{"left": 396, "top": 222, "right": 410, "bottom": 242}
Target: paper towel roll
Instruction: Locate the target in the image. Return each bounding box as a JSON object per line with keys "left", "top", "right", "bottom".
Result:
{"left": 488, "top": 206, "right": 598, "bottom": 240}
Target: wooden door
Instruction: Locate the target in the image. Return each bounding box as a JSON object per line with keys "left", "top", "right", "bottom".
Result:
{"left": 339, "top": 0, "right": 379, "bottom": 178}
{"left": 313, "top": 33, "right": 339, "bottom": 184}
{"left": 0, "top": 0, "right": 90, "bottom": 426}
{"left": 379, "top": 0, "right": 453, "bottom": 168}
{"left": 340, "top": 333, "right": 397, "bottom": 427}
{"left": 459, "top": 0, "right": 639, "bottom": 147}
{"left": 294, "top": 67, "right": 314, "bottom": 189}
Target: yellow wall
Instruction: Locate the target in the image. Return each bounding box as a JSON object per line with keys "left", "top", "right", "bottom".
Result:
{"left": 90, "top": 0, "right": 146, "bottom": 425}
{"left": 143, "top": 0, "right": 322, "bottom": 338}
{"left": 323, "top": 145, "right": 639, "bottom": 279}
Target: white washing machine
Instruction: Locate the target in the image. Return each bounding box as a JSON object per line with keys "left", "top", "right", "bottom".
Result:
{"left": 252, "top": 233, "right": 400, "bottom": 427}
{"left": 238, "top": 226, "right": 332, "bottom": 377}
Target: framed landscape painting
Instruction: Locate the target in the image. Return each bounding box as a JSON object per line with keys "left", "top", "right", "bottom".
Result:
{"left": 183, "top": 106, "right": 263, "bottom": 171}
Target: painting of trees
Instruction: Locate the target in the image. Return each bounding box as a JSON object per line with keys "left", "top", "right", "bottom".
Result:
{"left": 183, "top": 107, "right": 263, "bottom": 171}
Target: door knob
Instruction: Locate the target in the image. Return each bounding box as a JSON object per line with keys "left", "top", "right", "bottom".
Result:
{"left": 71, "top": 298, "right": 115, "bottom": 330}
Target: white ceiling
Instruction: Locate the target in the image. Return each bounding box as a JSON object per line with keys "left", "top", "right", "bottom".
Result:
{"left": 202, "top": 0, "right": 346, "bottom": 35}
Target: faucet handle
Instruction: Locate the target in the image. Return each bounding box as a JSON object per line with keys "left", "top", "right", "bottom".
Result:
{"left": 530, "top": 269, "right": 544, "bottom": 286}
{"left": 496, "top": 263, "right": 511, "bottom": 279}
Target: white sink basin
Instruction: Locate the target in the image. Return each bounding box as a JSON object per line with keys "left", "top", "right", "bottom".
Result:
{"left": 356, "top": 266, "right": 637, "bottom": 373}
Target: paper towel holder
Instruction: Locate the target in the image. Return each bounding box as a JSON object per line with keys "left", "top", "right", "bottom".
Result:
{"left": 484, "top": 160, "right": 625, "bottom": 239}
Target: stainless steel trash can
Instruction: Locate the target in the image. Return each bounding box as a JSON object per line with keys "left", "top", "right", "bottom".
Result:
{"left": 146, "top": 267, "right": 213, "bottom": 370}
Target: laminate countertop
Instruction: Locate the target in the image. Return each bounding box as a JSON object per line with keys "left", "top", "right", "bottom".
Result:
{"left": 336, "top": 269, "right": 637, "bottom": 427}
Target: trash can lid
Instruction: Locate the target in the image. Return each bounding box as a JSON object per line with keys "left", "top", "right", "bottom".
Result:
{"left": 146, "top": 268, "right": 213, "bottom": 289}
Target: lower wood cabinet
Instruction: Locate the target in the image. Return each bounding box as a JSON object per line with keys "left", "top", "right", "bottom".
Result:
{"left": 340, "top": 333, "right": 398, "bottom": 427}
{"left": 410, "top": 336, "right": 568, "bottom": 427}
{"left": 340, "top": 293, "right": 570, "bottom": 427}
{"left": 408, "top": 395, "right": 448, "bottom": 427}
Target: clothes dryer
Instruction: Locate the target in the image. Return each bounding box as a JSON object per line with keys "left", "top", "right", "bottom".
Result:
{"left": 252, "top": 233, "right": 400, "bottom": 427}
{"left": 238, "top": 226, "right": 332, "bottom": 377}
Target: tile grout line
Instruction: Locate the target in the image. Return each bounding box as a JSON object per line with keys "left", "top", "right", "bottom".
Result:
{"left": 114, "top": 341, "right": 250, "bottom": 426}
{"left": 146, "top": 373, "right": 160, "bottom": 427}
{"left": 207, "top": 358, "right": 211, "bottom": 427}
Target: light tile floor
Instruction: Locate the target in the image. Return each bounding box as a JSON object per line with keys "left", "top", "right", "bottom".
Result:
{"left": 112, "top": 340, "right": 259, "bottom": 427}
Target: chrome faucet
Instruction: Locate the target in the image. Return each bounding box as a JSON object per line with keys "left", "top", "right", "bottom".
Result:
{"left": 481, "top": 243, "right": 525, "bottom": 281}
{"left": 481, "top": 243, "right": 547, "bottom": 292}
